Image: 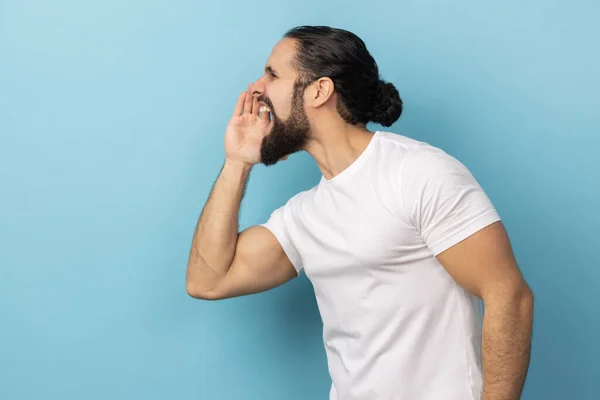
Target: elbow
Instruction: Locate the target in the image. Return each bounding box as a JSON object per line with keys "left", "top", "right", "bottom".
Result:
{"left": 185, "top": 256, "right": 226, "bottom": 301}
{"left": 484, "top": 280, "right": 534, "bottom": 314}
{"left": 519, "top": 284, "right": 534, "bottom": 315}
{"left": 514, "top": 279, "right": 534, "bottom": 305}
{"left": 185, "top": 258, "right": 211, "bottom": 300}
{"left": 507, "top": 283, "right": 535, "bottom": 318}
{"left": 186, "top": 279, "right": 220, "bottom": 301}
{"left": 186, "top": 281, "right": 202, "bottom": 299}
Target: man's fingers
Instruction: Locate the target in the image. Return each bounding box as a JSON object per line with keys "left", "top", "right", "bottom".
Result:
{"left": 251, "top": 96, "right": 259, "bottom": 117}
{"left": 243, "top": 86, "right": 253, "bottom": 115}
{"left": 232, "top": 92, "right": 246, "bottom": 117}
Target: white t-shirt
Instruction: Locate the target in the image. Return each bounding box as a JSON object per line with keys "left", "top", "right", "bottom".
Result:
{"left": 261, "top": 131, "right": 501, "bottom": 400}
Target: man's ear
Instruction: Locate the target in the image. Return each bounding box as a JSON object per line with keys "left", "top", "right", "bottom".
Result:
{"left": 309, "top": 77, "right": 335, "bottom": 107}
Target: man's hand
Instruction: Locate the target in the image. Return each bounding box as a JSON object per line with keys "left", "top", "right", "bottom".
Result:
{"left": 224, "top": 85, "right": 273, "bottom": 167}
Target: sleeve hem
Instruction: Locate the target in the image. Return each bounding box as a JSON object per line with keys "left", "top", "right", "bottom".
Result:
{"left": 428, "top": 209, "right": 502, "bottom": 256}
{"left": 259, "top": 223, "right": 303, "bottom": 276}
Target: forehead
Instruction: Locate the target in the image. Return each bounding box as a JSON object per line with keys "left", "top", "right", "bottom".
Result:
{"left": 265, "top": 38, "right": 298, "bottom": 76}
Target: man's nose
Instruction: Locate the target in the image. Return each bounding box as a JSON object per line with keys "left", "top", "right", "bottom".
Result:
{"left": 250, "top": 79, "right": 265, "bottom": 98}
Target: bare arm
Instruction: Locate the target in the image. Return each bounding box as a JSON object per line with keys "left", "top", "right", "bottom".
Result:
{"left": 436, "top": 221, "right": 534, "bottom": 400}
{"left": 185, "top": 159, "right": 249, "bottom": 296}
{"left": 185, "top": 160, "right": 296, "bottom": 300}
{"left": 186, "top": 86, "right": 296, "bottom": 300}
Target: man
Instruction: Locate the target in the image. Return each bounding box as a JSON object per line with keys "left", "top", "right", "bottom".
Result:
{"left": 186, "top": 26, "right": 534, "bottom": 400}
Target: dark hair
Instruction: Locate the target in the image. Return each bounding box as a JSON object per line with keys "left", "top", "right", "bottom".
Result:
{"left": 284, "top": 26, "right": 403, "bottom": 127}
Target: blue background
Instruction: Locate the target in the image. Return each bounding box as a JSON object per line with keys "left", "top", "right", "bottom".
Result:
{"left": 1, "top": 1, "right": 598, "bottom": 399}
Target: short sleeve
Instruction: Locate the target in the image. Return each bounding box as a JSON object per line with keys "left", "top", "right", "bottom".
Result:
{"left": 260, "top": 202, "right": 304, "bottom": 274}
{"left": 399, "top": 145, "right": 501, "bottom": 256}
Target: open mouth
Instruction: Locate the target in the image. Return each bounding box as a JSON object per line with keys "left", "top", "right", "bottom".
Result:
{"left": 258, "top": 102, "right": 271, "bottom": 114}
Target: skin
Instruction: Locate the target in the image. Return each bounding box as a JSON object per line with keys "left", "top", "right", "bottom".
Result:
{"left": 186, "top": 37, "right": 533, "bottom": 400}
{"left": 251, "top": 38, "right": 377, "bottom": 177}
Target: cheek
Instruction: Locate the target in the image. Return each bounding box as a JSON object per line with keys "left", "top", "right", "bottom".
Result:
{"left": 277, "top": 94, "right": 295, "bottom": 119}
{"left": 267, "top": 82, "right": 294, "bottom": 118}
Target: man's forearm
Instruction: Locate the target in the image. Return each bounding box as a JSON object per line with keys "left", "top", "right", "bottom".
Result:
{"left": 481, "top": 288, "right": 534, "bottom": 400}
{"left": 186, "top": 160, "right": 252, "bottom": 293}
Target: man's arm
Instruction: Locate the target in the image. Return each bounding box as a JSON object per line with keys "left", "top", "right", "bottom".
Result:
{"left": 185, "top": 160, "right": 296, "bottom": 300}
{"left": 436, "top": 221, "right": 534, "bottom": 400}
{"left": 186, "top": 88, "right": 297, "bottom": 300}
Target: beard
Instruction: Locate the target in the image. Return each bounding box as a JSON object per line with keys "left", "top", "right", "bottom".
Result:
{"left": 259, "top": 83, "right": 311, "bottom": 166}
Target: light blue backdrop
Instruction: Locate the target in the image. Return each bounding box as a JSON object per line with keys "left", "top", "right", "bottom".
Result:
{"left": 1, "top": 1, "right": 598, "bottom": 399}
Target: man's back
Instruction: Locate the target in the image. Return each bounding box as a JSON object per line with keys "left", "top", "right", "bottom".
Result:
{"left": 261, "top": 131, "right": 501, "bottom": 400}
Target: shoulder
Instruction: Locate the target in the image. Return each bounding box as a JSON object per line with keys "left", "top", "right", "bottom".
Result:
{"left": 371, "top": 131, "right": 466, "bottom": 179}
{"left": 401, "top": 144, "right": 473, "bottom": 183}
{"left": 372, "top": 130, "right": 452, "bottom": 168}
{"left": 373, "top": 130, "right": 426, "bottom": 155}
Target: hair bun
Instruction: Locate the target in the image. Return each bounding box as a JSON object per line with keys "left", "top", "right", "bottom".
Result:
{"left": 371, "top": 80, "right": 403, "bottom": 127}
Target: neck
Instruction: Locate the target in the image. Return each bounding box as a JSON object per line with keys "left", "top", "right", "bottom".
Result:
{"left": 305, "top": 120, "right": 375, "bottom": 180}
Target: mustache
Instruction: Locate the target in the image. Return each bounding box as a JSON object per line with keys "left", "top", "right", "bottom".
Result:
{"left": 257, "top": 95, "right": 274, "bottom": 111}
